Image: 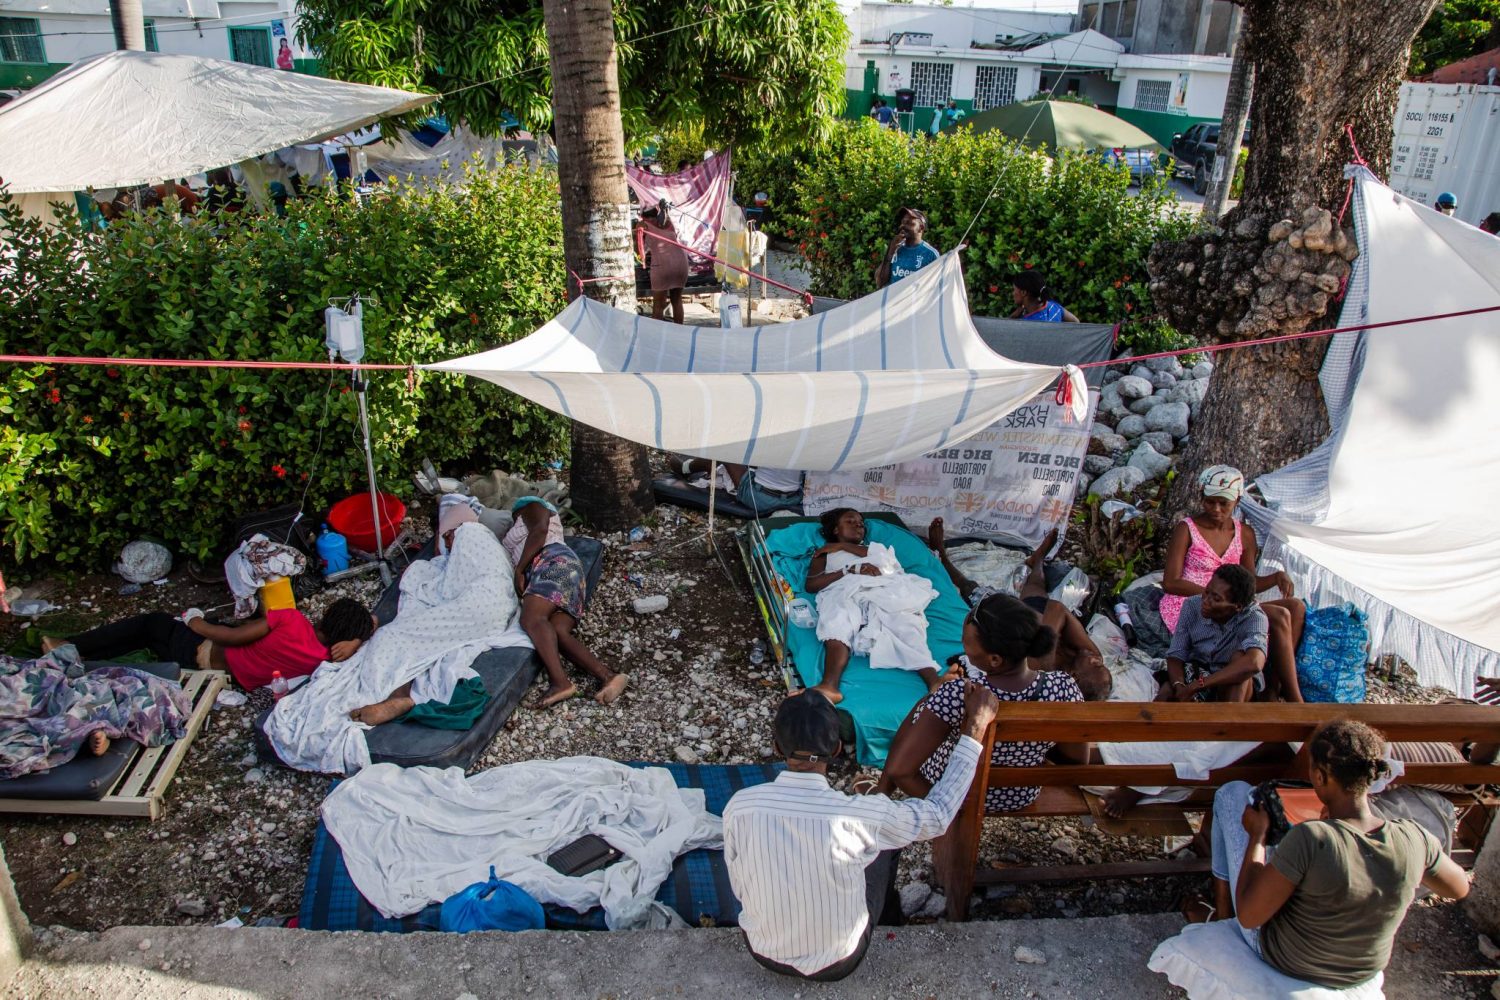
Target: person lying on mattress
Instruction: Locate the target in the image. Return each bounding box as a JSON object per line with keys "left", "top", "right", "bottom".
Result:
{"left": 802, "top": 508, "right": 946, "bottom": 704}
{"left": 504, "top": 496, "right": 627, "bottom": 709}
{"left": 928, "top": 518, "right": 1110, "bottom": 701}
{"left": 44, "top": 598, "right": 375, "bottom": 692}
{"left": 669, "top": 454, "right": 804, "bottom": 515}
{"left": 876, "top": 592, "right": 1087, "bottom": 812}
{"left": 264, "top": 509, "right": 532, "bottom": 774}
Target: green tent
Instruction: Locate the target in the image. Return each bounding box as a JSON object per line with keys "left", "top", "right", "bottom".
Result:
{"left": 947, "top": 100, "right": 1164, "bottom": 154}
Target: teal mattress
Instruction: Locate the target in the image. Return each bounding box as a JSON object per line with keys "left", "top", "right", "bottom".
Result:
{"left": 762, "top": 518, "right": 968, "bottom": 765}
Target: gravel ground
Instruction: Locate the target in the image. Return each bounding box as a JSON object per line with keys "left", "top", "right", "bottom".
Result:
{"left": 0, "top": 491, "right": 1473, "bottom": 935}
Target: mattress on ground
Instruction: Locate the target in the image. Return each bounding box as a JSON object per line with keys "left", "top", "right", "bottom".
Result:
{"left": 0, "top": 661, "right": 181, "bottom": 801}
{"left": 762, "top": 518, "right": 967, "bottom": 766}
{"left": 651, "top": 477, "right": 779, "bottom": 520}
{"left": 297, "top": 761, "right": 782, "bottom": 932}
{"left": 361, "top": 535, "right": 606, "bottom": 771}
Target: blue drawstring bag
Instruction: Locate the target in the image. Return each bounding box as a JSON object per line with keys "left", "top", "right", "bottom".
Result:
{"left": 438, "top": 867, "right": 545, "bottom": 933}
{"left": 1295, "top": 603, "right": 1370, "bottom": 703}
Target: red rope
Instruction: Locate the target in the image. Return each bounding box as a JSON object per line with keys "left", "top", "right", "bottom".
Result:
{"left": 568, "top": 269, "right": 632, "bottom": 297}
{"left": 640, "top": 229, "right": 813, "bottom": 307}
{"left": 1075, "top": 304, "right": 1500, "bottom": 371}
{"left": 1344, "top": 124, "right": 1368, "bottom": 167}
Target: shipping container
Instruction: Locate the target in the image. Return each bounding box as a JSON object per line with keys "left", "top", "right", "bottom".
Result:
{"left": 1390, "top": 83, "right": 1500, "bottom": 227}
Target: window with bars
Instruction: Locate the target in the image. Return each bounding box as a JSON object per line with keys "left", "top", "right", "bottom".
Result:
{"left": 229, "top": 26, "right": 273, "bottom": 67}
{"left": 1135, "top": 79, "right": 1171, "bottom": 113}
{"left": 973, "top": 65, "right": 1018, "bottom": 111}
{"left": 909, "top": 61, "right": 954, "bottom": 107}
{"left": 0, "top": 17, "right": 45, "bottom": 63}
{"left": 144, "top": 19, "right": 160, "bottom": 53}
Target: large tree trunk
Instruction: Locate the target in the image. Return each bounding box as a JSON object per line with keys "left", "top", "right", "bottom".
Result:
{"left": 110, "top": 0, "right": 146, "bottom": 50}
{"left": 542, "top": 0, "right": 655, "bottom": 531}
{"left": 1202, "top": 8, "right": 1251, "bottom": 226}
{"left": 1151, "top": 0, "right": 1439, "bottom": 516}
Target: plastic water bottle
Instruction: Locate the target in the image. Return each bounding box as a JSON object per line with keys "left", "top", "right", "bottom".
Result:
{"left": 749, "top": 639, "right": 767, "bottom": 666}
{"left": 1113, "top": 601, "right": 1139, "bottom": 648}
{"left": 316, "top": 524, "right": 350, "bottom": 574}
{"left": 270, "top": 671, "right": 289, "bottom": 700}
{"left": 628, "top": 526, "right": 651, "bottom": 544}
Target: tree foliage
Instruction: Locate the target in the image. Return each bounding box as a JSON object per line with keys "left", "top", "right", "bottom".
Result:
{"left": 296, "top": 0, "right": 849, "bottom": 150}
{"left": 1411, "top": 0, "right": 1500, "bottom": 75}
{"left": 0, "top": 168, "right": 569, "bottom": 569}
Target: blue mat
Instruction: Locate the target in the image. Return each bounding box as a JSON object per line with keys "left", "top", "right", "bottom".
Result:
{"left": 297, "top": 761, "right": 783, "bottom": 933}
{"left": 762, "top": 519, "right": 969, "bottom": 767}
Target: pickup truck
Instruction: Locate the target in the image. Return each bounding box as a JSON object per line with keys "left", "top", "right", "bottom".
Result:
{"left": 1170, "top": 122, "right": 1248, "bottom": 195}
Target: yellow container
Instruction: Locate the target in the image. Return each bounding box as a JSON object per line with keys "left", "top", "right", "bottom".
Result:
{"left": 259, "top": 575, "right": 295, "bottom": 611}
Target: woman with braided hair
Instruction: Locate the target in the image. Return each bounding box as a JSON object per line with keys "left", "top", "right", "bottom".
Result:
{"left": 876, "top": 592, "right": 1086, "bottom": 813}
{"left": 1206, "top": 719, "right": 1470, "bottom": 988}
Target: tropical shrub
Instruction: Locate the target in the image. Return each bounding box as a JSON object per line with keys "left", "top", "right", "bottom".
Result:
{"left": 781, "top": 120, "right": 1199, "bottom": 351}
{"left": 0, "top": 168, "right": 569, "bottom": 569}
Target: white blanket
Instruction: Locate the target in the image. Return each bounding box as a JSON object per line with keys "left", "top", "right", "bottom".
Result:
{"left": 322, "top": 758, "right": 723, "bottom": 928}
{"left": 815, "top": 545, "right": 938, "bottom": 670}
{"left": 265, "top": 522, "right": 530, "bottom": 774}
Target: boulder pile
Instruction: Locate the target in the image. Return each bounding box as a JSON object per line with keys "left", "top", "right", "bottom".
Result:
{"left": 1082, "top": 355, "right": 1212, "bottom": 498}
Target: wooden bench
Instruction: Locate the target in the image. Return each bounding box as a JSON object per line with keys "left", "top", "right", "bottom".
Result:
{"left": 930, "top": 701, "right": 1500, "bottom": 921}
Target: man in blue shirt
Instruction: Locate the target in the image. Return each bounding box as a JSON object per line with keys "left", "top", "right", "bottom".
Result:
{"left": 869, "top": 99, "right": 895, "bottom": 128}
{"left": 875, "top": 208, "right": 940, "bottom": 288}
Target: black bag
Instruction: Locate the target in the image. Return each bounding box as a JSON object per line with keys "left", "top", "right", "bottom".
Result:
{"left": 546, "top": 835, "right": 623, "bottom": 877}
{"left": 231, "top": 504, "right": 317, "bottom": 559}
{"left": 1249, "top": 780, "right": 1313, "bottom": 847}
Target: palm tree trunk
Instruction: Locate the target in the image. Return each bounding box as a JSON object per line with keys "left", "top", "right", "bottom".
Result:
{"left": 541, "top": 0, "right": 655, "bottom": 531}
{"left": 1151, "top": 0, "right": 1439, "bottom": 517}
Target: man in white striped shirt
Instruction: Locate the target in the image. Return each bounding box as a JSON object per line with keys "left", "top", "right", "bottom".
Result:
{"left": 723, "top": 684, "right": 997, "bottom": 981}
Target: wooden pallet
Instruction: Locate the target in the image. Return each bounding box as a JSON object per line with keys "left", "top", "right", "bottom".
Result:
{"left": 0, "top": 668, "right": 226, "bottom": 820}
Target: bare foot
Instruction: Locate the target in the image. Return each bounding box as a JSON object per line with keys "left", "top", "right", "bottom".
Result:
{"left": 40, "top": 636, "right": 64, "bottom": 654}
{"left": 1100, "top": 785, "right": 1145, "bottom": 820}
{"left": 808, "top": 683, "right": 844, "bottom": 706}
{"left": 349, "top": 696, "right": 415, "bottom": 726}
{"left": 595, "top": 674, "right": 629, "bottom": 705}
{"left": 1027, "top": 528, "right": 1059, "bottom": 570}
{"left": 85, "top": 731, "right": 110, "bottom": 756}
{"left": 536, "top": 684, "right": 578, "bottom": 709}
{"left": 927, "top": 516, "right": 946, "bottom": 553}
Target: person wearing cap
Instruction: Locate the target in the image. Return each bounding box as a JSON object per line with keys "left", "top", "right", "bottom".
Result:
{"left": 875, "top": 207, "right": 940, "bottom": 288}
{"left": 1161, "top": 465, "right": 1304, "bottom": 702}
{"left": 723, "top": 686, "right": 998, "bottom": 981}
{"left": 1435, "top": 192, "right": 1458, "bottom": 216}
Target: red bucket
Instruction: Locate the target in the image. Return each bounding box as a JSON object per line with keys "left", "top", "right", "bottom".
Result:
{"left": 326, "top": 492, "right": 407, "bottom": 553}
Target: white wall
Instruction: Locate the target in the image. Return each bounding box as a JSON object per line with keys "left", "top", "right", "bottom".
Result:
{"left": 1115, "top": 62, "right": 1229, "bottom": 118}
{"left": 854, "top": 2, "right": 1074, "bottom": 49}
{"left": 3, "top": 1, "right": 306, "bottom": 64}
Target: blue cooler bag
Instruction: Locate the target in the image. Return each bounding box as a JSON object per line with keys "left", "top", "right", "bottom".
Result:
{"left": 1295, "top": 603, "right": 1370, "bottom": 703}
{"left": 438, "top": 867, "right": 545, "bottom": 933}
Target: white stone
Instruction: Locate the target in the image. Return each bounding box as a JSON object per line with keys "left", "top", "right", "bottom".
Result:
{"left": 899, "top": 881, "right": 932, "bottom": 916}
{"left": 1114, "top": 375, "right": 1154, "bottom": 400}
{"left": 176, "top": 899, "right": 207, "bottom": 917}
{"left": 1126, "top": 442, "right": 1173, "bottom": 480}
{"left": 243, "top": 769, "right": 264, "bottom": 784}
{"left": 1083, "top": 455, "right": 1115, "bottom": 477}
{"left": 1115, "top": 414, "right": 1147, "bottom": 439}
{"left": 1089, "top": 427, "right": 1127, "bottom": 455}
{"left": 61, "top": 832, "right": 77, "bottom": 847}
{"left": 1140, "top": 431, "right": 1175, "bottom": 455}
{"left": 1191, "top": 360, "right": 1214, "bottom": 380}
{"left": 1149, "top": 369, "right": 1177, "bottom": 390}
{"left": 260, "top": 822, "right": 277, "bottom": 834}
{"left": 632, "top": 595, "right": 669, "bottom": 614}
{"left": 674, "top": 746, "right": 700, "bottom": 765}
{"left": 1162, "top": 378, "right": 1209, "bottom": 408}
{"left": 1144, "top": 401, "right": 1191, "bottom": 438}
{"left": 1050, "top": 836, "right": 1078, "bottom": 858}
{"left": 1098, "top": 383, "right": 1130, "bottom": 421}
{"left": 1129, "top": 364, "right": 1155, "bottom": 382}
{"left": 1146, "top": 355, "right": 1184, "bottom": 377}
{"left": 1014, "top": 945, "right": 1048, "bottom": 965}
{"left": 1127, "top": 395, "right": 1162, "bottom": 415}
{"left": 1088, "top": 466, "right": 1146, "bottom": 499}
{"left": 138, "top": 939, "right": 152, "bottom": 952}
{"left": 1101, "top": 367, "right": 1123, "bottom": 385}
{"left": 919, "top": 891, "right": 948, "bottom": 919}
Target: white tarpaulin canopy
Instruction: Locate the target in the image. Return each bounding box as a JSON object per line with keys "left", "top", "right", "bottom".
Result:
{"left": 426, "top": 253, "right": 1085, "bottom": 471}
{"left": 0, "top": 50, "right": 433, "bottom": 194}
{"left": 1245, "top": 167, "right": 1500, "bottom": 695}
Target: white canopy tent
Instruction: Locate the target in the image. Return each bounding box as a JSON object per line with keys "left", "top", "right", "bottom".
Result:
{"left": 0, "top": 50, "right": 432, "bottom": 212}
{"left": 427, "top": 253, "right": 1086, "bottom": 472}
{"left": 1244, "top": 167, "right": 1500, "bottom": 695}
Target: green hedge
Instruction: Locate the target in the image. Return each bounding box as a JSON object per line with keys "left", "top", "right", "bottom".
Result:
{"left": 0, "top": 169, "right": 570, "bottom": 569}
{"left": 774, "top": 121, "right": 1198, "bottom": 351}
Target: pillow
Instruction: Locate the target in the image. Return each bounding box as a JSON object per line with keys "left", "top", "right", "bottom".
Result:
{"left": 1387, "top": 741, "right": 1467, "bottom": 794}
{"left": 1148, "top": 921, "right": 1384, "bottom": 1000}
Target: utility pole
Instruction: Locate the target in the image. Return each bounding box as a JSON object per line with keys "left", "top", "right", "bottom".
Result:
{"left": 1203, "top": 6, "right": 1251, "bottom": 224}
{"left": 110, "top": 0, "right": 147, "bottom": 51}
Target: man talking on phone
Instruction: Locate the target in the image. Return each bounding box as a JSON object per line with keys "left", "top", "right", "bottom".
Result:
{"left": 722, "top": 683, "right": 997, "bottom": 982}
{"left": 874, "top": 207, "right": 940, "bottom": 288}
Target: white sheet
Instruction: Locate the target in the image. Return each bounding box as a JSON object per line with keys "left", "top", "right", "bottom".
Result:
{"left": 1246, "top": 168, "right": 1500, "bottom": 695}
{"left": 1149, "top": 920, "right": 1385, "bottom": 999}
{"left": 815, "top": 547, "right": 938, "bottom": 671}
{"left": 423, "top": 253, "right": 1089, "bottom": 472}
{"left": 264, "top": 522, "right": 529, "bottom": 774}
{"left": 322, "top": 758, "right": 722, "bottom": 928}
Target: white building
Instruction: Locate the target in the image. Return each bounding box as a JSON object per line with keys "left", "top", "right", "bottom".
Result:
{"left": 841, "top": 0, "right": 1241, "bottom": 147}
{"left": 0, "top": 0, "right": 312, "bottom": 90}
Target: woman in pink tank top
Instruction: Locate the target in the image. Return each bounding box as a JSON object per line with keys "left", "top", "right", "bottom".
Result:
{"left": 1160, "top": 465, "right": 1307, "bottom": 701}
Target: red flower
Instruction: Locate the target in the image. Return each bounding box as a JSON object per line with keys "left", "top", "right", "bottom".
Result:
{"left": 819, "top": 232, "right": 827, "bottom": 239}
{"left": 238, "top": 406, "right": 247, "bottom": 415}
{"left": 120, "top": 411, "right": 132, "bottom": 422}
{"left": 340, "top": 385, "right": 350, "bottom": 394}
{"left": 1023, "top": 262, "right": 1033, "bottom": 269}
{"left": 1124, "top": 302, "right": 1134, "bottom": 312}
{"left": 238, "top": 420, "right": 252, "bottom": 432}
{"left": 218, "top": 439, "right": 228, "bottom": 447}
{"left": 1122, "top": 274, "right": 1131, "bottom": 281}
{"left": 82, "top": 415, "right": 93, "bottom": 424}
{"left": 299, "top": 472, "right": 309, "bottom": 481}
{"left": 271, "top": 464, "right": 286, "bottom": 478}
{"left": 469, "top": 313, "right": 478, "bottom": 325}
{"left": 47, "top": 389, "right": 60, "bottom": 404}
{"left": 988, "top": 285, "right": 998, "bottom": 293}
{"left": 106, "top": 368, "right": 120, "bottom": 378}
{"left": 1112, "top": 280, "right": 1122, "bottom": 289}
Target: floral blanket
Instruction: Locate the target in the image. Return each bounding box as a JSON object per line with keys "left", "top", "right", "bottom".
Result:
{"left": 0, "top": 654, "right": 192, "bottom": 780}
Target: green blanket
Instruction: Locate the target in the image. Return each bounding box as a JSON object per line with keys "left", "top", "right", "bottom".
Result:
{"left": 763, "top": 518, "right": 968, "bottom": 765}
{"left": 396, "top": 676, "right": 490, "bottom": 730}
